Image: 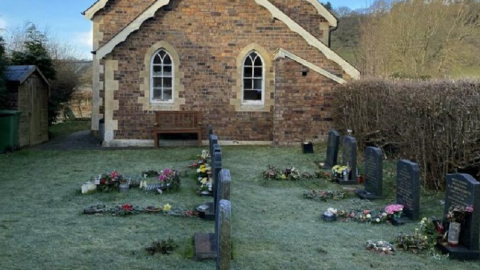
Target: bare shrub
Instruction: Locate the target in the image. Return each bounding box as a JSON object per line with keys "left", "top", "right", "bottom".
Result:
{"left": 333, "top": 79, "right": 480, "bottom": 189}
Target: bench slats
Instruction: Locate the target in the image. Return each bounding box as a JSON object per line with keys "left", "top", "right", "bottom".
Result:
{"left": 153, "top": 111, "right": 203, "bottom": 147}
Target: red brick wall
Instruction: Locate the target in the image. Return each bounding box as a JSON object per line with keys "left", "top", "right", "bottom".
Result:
{"left": 97, "top": 0, "right": 157, "bottom": 47}
{"left": 104, "top": 0, "right": 343, "bottom": 143}
{"left": 273, "top": 57, "right": 335, "bottom": 145}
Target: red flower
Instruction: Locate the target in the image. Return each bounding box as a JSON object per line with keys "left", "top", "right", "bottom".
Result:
{"left": 122, "top": 204, "right": 134, "bottom": 211}
{"left": 363, "top": 210, "right": 371, "bottom": 215}
{"left": 100, "top": 179, "right": 107, "bottom": 185}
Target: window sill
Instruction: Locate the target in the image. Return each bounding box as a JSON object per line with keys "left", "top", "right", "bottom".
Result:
{"left": 236, "top": 103, "right": 270, "bottom": 112}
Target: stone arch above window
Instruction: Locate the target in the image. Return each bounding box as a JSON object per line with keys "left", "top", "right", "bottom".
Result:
{"left": 139, "top": 41, "right": 185, "bottom": 111}
{"left": 231, "top": 44, "right": 274, "bottom": 112}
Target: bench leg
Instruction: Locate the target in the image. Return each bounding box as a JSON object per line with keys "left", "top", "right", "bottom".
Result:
{"left": 153, "top": 132, "right": 159, "bottom": 148}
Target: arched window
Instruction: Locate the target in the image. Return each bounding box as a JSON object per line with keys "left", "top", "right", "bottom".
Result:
{"left": 151, "top": 49, "right": 174, "bottom": 103}
{"left": 242, "top": 51, "right": 264, "bottom": 104}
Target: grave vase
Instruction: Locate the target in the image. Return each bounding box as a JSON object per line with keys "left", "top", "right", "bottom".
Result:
{"left": 448, "top": 222, "right": 461, "bottom": 246}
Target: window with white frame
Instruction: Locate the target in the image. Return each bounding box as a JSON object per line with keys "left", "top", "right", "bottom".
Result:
{"left": 242, "top": 51, "right": 264, "bottom": 104}
{"left": 151, "top": 49, "right": 174, "bottom": 103}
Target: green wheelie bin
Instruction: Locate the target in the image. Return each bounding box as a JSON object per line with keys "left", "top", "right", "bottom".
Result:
{"left": 0, "top": 110, "right": 21, "bottom": 153}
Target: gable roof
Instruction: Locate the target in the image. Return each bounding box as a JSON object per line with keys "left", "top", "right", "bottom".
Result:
{"left": 83, "top": 0, "right": 338, "bottom": 27}
{"left": 304, "top": 0, "right": 337, "bottom": 28}
{"left": 93, "top": 0, "right": 360, "bottom": 79}
{"left": 5, "top": 65, "right": 50, "bottom": 86}
{"left": 82, "top": 0, "right": 109, "bottom": 20}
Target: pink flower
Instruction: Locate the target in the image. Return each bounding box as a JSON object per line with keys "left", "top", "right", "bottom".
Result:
{"left": 111, "top": 170, "right": 119, "bottom": 179}
{"left": 163, "top": 168, "right": 171, "bottom": 175}
{"left": 466, "top": 205, "right": 474, "bottom": 213}
{"left": 385, "top": 204, "right": 404, "bottom": 215}
{"left": 159, "top": 174, "right": 167, "bottom": 182}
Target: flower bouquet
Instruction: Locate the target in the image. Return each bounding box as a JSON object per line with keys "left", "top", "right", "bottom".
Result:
{"left": 158, "top": 168, "right": 181, "bottom": 191}
{"left": 94, "top": 170, "right": 129, "bottom": 193}
{"left": 385, "top": 204, "right": 404, "bottom": 219}
{"left": 332, "top": 165, "right": 349, "bottom": 180}
{"left": 303, "top": 190, "right": 347, "bottom": 202}
{"left": 366, "top": 240, "right": 395, "bottom": 255}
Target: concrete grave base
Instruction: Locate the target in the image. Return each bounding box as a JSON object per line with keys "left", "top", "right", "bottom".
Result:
{"left": 198, "top": 202, "right": 215, "bottom": 221}
{"left": 356, "top": 189, "right": 382, "bottom": 200}
{"left": 194, "top": 233, "right": 216, "bottom": 261}
{"left": 437, "top": 240, "right": 480, "bottom": 260}
{"left": 336, "top": 178, "right": 358, "bottom": 186}
{"left": 391, "top": 217, "right": 413, "bottom": 226}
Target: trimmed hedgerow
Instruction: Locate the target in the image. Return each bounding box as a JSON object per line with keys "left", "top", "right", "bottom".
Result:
{"left": 333, "top": 79, "right": 480, "bottom": 189}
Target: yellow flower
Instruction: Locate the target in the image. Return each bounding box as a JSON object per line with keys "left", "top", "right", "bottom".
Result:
{"left": 200, "top": 168, "right": 206, "bottom": 173}
{"left": 281, "top": 174, "right": 287, "bottom": 179}
{"left": 163, "top": 204, "right": 171, "bottom": 212}
{"left": 200, "top": 165, "right": 206, "bottom": 169}
{"left": 201, "top": 178, "right": 208, "bottom": 185}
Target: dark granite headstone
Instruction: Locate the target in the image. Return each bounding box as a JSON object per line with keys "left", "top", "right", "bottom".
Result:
{"left": 393, "top": 160, "right": 420, "bottom": 226}
{"left": 324, "top": 130, "right": 340, "bottom": 169}
{"left": 209, "top": 135, "right": 218, "bottom": 159}
{"left": 437, "top": 174, "right": 480, "bottom": 260}
{"left": 356, "top": 147, "right": 383, "bottom": 200}
{"left": 216, "top": 200, "right": 232, "bottom": 270}
{"left": 336, "top": 136, "right": 358, "bottom": 185}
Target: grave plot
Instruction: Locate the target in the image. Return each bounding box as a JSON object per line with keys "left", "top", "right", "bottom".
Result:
{"left": 335, "top": 136, "right": 359, "bottom": 185}
{"left": 194, "top": 169, "right": 232, "bottom": 261}
{"left": 437, "top": 173, "right": 480, "bottom": 260}
{"left": 392, "top": 160, "right": 420, "bottom": 226}
{"left": 356, "top": 147, "right": 383, "bottom": 200}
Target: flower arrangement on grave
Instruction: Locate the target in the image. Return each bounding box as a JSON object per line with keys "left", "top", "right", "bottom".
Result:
{"left": 395, "top": 218, "right": 441, "bottom": 254}
{"left": 332, "top": 165, "right": 350, "bottom": 180}
{"left": 158, "top": 168, "right": 181, "bottom": 191}
{"left": 316, "top": 170, "right": 333, "bottom": 180}
{"left": 365, "top": 240, "right": 395, "bottom": 255}
{"left": 262, "top": 165, "right": 318, "bottom": 181}
{"left": 385, "top": 204, "right": 404, "bottom": 219}
{"left": 83, "top": 203, "right": 197, "bottom": 217}
{"left": 146, "top": 238, "right": 178, "bottom": 255}
{"left": 189, "top": 150, "right": 210, "bottom": 168}
{"left": 93, "top": 170, "right": 129, "bottom": 193}
{"left": 195, "top": 164, "right": 213, "bottom": 195}
{"left": 323, "top": 207, "right": 389, "bottom": 224}
{"left": 303, "top": 190, "right": 347, "bottom": 202}
{"left": 445, "top": 205, "right": 473, "bottom": 224}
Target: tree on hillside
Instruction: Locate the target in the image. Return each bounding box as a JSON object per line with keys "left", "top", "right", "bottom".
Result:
{"left": 357, "top": 0, "right": 480, "bottom": 78}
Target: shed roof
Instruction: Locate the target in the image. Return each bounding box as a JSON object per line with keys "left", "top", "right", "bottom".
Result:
{"left": 5, "top": 65, "right": 50, "bottom": 86}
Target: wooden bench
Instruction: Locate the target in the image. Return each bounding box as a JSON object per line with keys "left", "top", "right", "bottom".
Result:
{"left": 153, "top": 111, "right": 203, "bottom": 147}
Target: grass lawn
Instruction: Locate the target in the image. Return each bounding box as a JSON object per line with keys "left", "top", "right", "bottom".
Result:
{"left": 1, "top": 145, "right": 479, "bottom": 270}
{"left": 49, "top": 120, "right": 91, "bottom": 139}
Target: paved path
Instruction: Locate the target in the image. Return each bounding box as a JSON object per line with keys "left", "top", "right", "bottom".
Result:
{"left": 36, "top": 130, "right": 104, "bottom": 151}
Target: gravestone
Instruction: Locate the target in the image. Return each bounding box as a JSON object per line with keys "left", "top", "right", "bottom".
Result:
{"left": 216, "top": 200, "right": 232, "bottom": 270}
{"left": 437, "top": 174, "right": 480, "bottom": 260}
{"left": 210, "top": 134, "right": 219, "bottom": 159}
{"left": 392, "top": 160, "right": 420, "bottom": 226}
{"left": 323, "top": 129, "right": 340, "bottom": 169}
{"left": 356, "top": 147, "right": 383, "bottom": 200}
{"left": 194, "top": 170, "right": 232, "bottom": 261}
{"left": 336, "top": 136, "right": 358, "bottom": 185}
